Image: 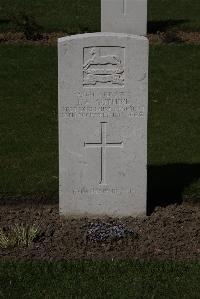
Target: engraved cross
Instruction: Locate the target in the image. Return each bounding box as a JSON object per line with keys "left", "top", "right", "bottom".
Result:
{"left": 122, "top": 0, "right": 126, "bottom": 15}
{"left": 84, "top": 122, "right": 123, "bottom": 185}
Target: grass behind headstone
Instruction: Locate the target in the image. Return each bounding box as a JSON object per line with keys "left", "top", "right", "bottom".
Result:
{"left": 0, "top": 0, "right": 100, "bottom": 33}
{"left": 0, "top": 0, "right": 199, "bottom": 33}
{"left": 0, "top": 44, "right": 199, "bottom": 200}
{"left": 0, "top": 45, "right": 58, "bottom": 196}
{"left": 148, "top": 0, "right": 200, "bottom": 32}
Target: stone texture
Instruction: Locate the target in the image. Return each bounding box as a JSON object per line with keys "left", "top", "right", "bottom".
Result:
{"left": 58, "top": 33, "right": 148, "bottom": 217}
{"left": 101, "top": 0, "right": 147, "bottom": 36}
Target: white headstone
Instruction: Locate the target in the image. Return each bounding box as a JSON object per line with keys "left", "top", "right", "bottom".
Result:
{"left": 58, "top": 33, "right": 148, "bottom": 217}
{"left": 101, "top": 0, "right": 147, "bottom": 36}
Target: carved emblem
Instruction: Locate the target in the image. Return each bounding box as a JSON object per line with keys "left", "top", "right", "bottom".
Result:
{"left": 83, "top": 47, "right": 125, "bottom": 87}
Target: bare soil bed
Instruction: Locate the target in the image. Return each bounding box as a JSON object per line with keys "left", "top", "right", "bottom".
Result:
{"left": 0, "top": 31, "right": 200, "bottom": 45}
{"left": 0, "top": 202, "right": 199, "bottom": 261}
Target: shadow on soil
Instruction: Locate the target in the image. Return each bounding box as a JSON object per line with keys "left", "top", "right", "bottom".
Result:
{"left": 147, "top": 19, "right": 188, "bottom": 33}
{"left": 147, "top": 163, "right": 200, "bottom": 214}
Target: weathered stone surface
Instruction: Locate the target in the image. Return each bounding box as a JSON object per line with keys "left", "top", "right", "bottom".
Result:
{"left": 58, "top": 33, "right": 148, "bottom": 217}
{"left": 101, "top": 0, "right": 147, "bottom": 36}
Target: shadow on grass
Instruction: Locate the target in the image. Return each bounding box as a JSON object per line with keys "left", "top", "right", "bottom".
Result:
{"left": 147, "top": 163, "right": 200, "bottom": 215}
{"left": 0, "top": 18, "right": 12, "bottom": 28}
{"left": 0, "top": 18, "right": 11, "bottom": 24}
{"left": 147, "top": 19, "right": 188, "bottom": 33}
{"left": 0, "top": 192, "right": 58, "bottom": 206}
{"left": 0, "top": 164, "right": 199, "bottom": 214}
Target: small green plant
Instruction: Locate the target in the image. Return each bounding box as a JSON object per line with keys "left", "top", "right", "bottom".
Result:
{"left": 0, "top": 228, "right": 10, "bottom": 249}
{"left": 0, "top": 224, "right": 40, "bottom": 249}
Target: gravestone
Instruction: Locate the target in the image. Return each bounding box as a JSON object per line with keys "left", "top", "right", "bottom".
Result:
{"left": 101, "top": 0, "right": 147, "bottom": 36}
{"left": 58, "top": 33, "right": 148, "bottom": 217}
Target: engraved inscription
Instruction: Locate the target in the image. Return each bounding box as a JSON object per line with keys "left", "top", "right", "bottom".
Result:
{"left": 84, "top": 122, "right": 123, "bottom": 185}
{"left": 64, "top": 91, "right": 145, "bottom": 119}
{"left": 73, "top": 187, "right": 134, "bottom": 195}
{"left": 83, "top": 47, "right": 125, "bottom": 87}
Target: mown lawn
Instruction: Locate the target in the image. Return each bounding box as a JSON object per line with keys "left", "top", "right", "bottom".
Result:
{"left": 0, "top": 45, "right": 58, "bottom": 196}
{"left": 0, "top": 0, "right": 199, "bottom": 33}
{"left": 0, "top": 44, "right": 199, "bottom": 199}
{"left": 148, "top": 0, "right": 200, "bottom": 32}
{"left": 0, "top": 261, "right": 199, "bottom": 298}
{"left": 0, "top": 0, "right": 100, "bottom": 34}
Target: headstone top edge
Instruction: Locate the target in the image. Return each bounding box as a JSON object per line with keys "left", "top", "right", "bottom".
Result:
{"left": 58, "top": 32, "right": 148, "bottom": 44}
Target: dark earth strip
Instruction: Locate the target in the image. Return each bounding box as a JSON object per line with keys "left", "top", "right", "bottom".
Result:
{"left": 0, "top": 203, "right": 199, "bottom": 261}
{"left": 0, "top": 31, "right": 200, "bottom": 45}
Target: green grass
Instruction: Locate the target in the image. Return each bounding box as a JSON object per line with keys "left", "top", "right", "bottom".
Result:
{"left": 0, "top": 44, "right": 200, "bottom": 199}
{"left": 149, "top": 45, "right": 200, "bottom": 164}
{"left": 148, "top": 45, "right": 200, "bottom": 201}
{"left": 0, "top": 45, "right": 58, "bottom": 196}
{"left": 0, "top": 261, "right": 199, "bottom": 298}
{"left": 0, "top": 0, "right": 100, "bottom": 34}
{"left": 148, "top": 0, "right": 200, "bottom": 32}
{"left": 0, "top": 0, "right": 199, "bottom": 33}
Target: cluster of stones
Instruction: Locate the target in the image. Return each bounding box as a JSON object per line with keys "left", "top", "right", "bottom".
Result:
{"left": 86, "top": 221, "right": 136, "bottom": 241}
{"left": 58, "top": 0, "right": 148, "bottom": 217}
